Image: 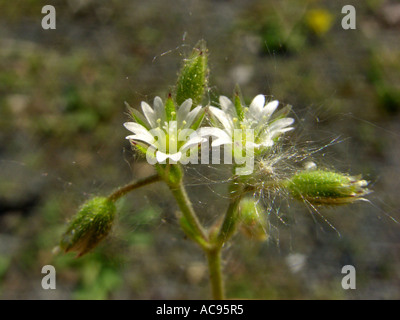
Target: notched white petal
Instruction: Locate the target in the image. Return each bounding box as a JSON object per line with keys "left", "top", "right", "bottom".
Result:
{"left": 261, "top": 100, "right": 279, "bottom": 119}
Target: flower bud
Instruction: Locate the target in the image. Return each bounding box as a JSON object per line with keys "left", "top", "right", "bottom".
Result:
{"left": 286, "top": 169, "right": 370, "bottom": 205}
{"left": 59, "top": 197, "right": 116, "bottom": 257}
{"left": 239, "top": 197, "right": 269, "bottom": 241}
{"left": 175, "top": 40, "right": 208, "bottom": 107}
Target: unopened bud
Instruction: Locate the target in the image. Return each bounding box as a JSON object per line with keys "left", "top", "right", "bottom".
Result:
{"left": 286, "top": 169, "right": 370, "bottom": 205}
{"left": 239, "top": 197, "right": 268, "bottom": 241}
{"left": 175, "top": 40, "right": 208, "bottom": 107}
{"left": 59, "top": 197, "right": 116, "bottom": 257}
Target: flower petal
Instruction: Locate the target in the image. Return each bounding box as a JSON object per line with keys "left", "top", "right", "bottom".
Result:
{"left": 258, "top": 126, "right": 294, "bottom": 147}
{"left": 128, "top": 106, "right": 150, "bottom": 128}
{"left": 153, "top": 96, "right": 166, "bottom": 124}
{"left": 251, "top": 100, "right": 280, "bottom": 133}
{"left": 124, "top": 122, "right": 158, "bottom": 148}
{"left": 248, "top": 94, "right": 265, "bottom": 118}
{"left": 177, "top": 99, "right": 192, "bottom": 128}
{"left": 197, "top": 126, "right": 233, "bottom": 147}
{"left": 125, "top": 134, "right": 156, "bottom": 147}
{"left": 149, "top": 126, "right": 167, "bottom": 151}
{"left": 268, "top": 117, "right": 295, "bottom": 132}
{"left": 209, "top": 106, "right": 234, "bottom": 133}
{"left": 269, "top": 127, "right": 294, "bottom": 139}
{"left": 261, "top": 100, "right": 279, "bottom": 120}
{"left": 219, "top": 96, "right": 237, "bottom": 119}
{"left": 141, "top": 101, "right": 157, "bottom": 128}
{"left": 124, "top": 122, "right": 153, "bottom": 137}
{"left": 184, "top": 105, "right": 203, "bottom": 129}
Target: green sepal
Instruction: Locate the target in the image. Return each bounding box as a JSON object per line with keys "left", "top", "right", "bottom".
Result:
{"left": 127, "top": 140, "right": 150, "bottom": 158}
{"left": 270, "top": 104, "right": 292, "bottom": 121}
{"left": 125, "top": 102, "right": 149, "bottom": 129}
{"left": 233, "top": 84, "right": 244, "bottom": 121}
{"left": 190, "top": 108, "right": 206, "bottom": 131}
{"left": 165, "top": 94, "right": 176, "bottom": 122}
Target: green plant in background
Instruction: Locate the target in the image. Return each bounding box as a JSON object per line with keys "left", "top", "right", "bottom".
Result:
{"left": 238, "top": 4, "right": 335, "bottom": 55}
{"left": 57, "top": 40, "right": 370, "bottom": 300}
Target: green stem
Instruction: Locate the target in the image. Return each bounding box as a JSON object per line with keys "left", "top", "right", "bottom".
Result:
{"left": 168, "top": 178, "right": 225, "bottom": 299}
{"left": 107, "top": 174, "right": 161, "bottom": 202}
{"left": 205, "top": 174, "right": 253, "bottom": 299}
{"left": 169, "top": 182, "right": 208, "bottom": 244}
{"left": 205, "top": 247, "right": 224, "bottom": 300}
{"left": 216, "top": 192, "right": 244, "bottom": 245}
{"left": 204, "top": 184, "right": 244, "bottom": 300}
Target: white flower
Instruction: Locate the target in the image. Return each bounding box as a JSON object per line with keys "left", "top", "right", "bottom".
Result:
{"left": 124, "top": 96, "right": 205, "bottom": 163}
{"left": 208, "top": 94, "right": 294, "bottom": 149}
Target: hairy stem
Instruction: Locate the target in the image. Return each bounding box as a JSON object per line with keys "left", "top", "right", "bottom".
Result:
{"left": 205, "top": 247, "right": 224, "bottom": 300}
{"left": 107, "top": 174, "right": 161, "bottom": 202}
{"left": 169, "top": 180, "right": 225, "bottom": 299}
{"left": 169, "top": 182, "right": 208, "bottom": 244}
{"left": 216, "top": 194, "right": 243, "bottom": 245}
{"left": 205, "top": 174, "right": 254, "bottom": 299}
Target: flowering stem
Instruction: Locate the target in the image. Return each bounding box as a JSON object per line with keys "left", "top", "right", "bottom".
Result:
{"left": 216, "top": 194, "right": 243, "bottom": 245}
{"left": 168, "top": 178, "right": 226, "bottom": 299}
{"left": 204, "top": 173, "right": 256, "bottom": 300}
{"left": 168, "top": 182, "right": 208, "bottom": 245}
{"left": 107, "top": 174, "right": 161, "bottom": 202}
{"left": 171, "top": 181, "right": 228, "bottom": 299}
{"left": 202, "top": 191, "right": 244, "bottom": 300}
{"left": 205, "top": 247, "right": 224, "bottom": 300}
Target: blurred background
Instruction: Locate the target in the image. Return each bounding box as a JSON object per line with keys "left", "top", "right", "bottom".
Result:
{"left": 0, "top": 0, "right": 400, "bottom": 299}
